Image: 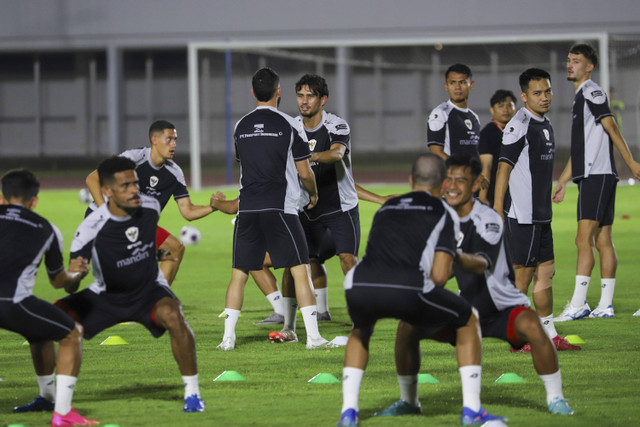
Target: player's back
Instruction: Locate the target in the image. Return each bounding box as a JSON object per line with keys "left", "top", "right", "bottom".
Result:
{"left": 0, "top": 204, "right": 59, "bottom": 299}
{"left": 354, "top": 191, "right": 456, "bottom": 291}
{"left": 234, "top": 106, "right": 310, "bottom": 214}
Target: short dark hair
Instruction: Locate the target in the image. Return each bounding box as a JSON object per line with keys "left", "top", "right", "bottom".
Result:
{"left": 252, "top": 67, "right": 280, "bottom": 102}
{"left": 98, "top": 156, "right": 137, "bottom": 187}
{"left": 445, "top": 63, "right": 472, "bottom": 80}
{"left": 519, "top": 68, "right": 551, "bottom": 92}
{"left": 411, "top": 152, "right": 446, "bottom": 188}
{"left": 295, "top": 74, "right": 329, "bottom": 98}
{"left": 489, "top": 89, "right": 517, "bottom": 107}
{"left": 569, "top": 43, "right": 598, "bottom": 68}
{"left": 149, "top": 120, "right": 175, "bottom": 142}
{"left": 1, "top": 169, "right": 40, "bottom": 201}
{"left": 445, "top": 154, "right": 483, "bottom": 181}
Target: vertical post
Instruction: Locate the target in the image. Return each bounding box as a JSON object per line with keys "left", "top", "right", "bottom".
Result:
{"left": 225, "top": 49, "right": 233, "bottom": 185}
{"left": 335, "top": 46, "right": 350, "bottom": 124}
{"left": 373, "top": 50, "right": 384, "bottom": 150}
{"left": 34, "top": 56, "right": 42, "bottom": 156}
{"left": 188, "top": 44, "right": 202, "bottom": 191}
{"left": 599, "top": 33, "right": 610, "bottom": 95}
{"left": 145, "top": 54, "right": 154, "bottom": 125}
{"left": 88, "top": 55, "right": 97, "bottom": 156}
{"left": 107, "top": 44, "right": 122, "bottom": 154}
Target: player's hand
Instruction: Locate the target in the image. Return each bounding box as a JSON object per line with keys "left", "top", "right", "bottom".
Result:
{"left": 210, "top": 191, "right": 227, "bottom": 211}
{"left": 629, "top": 160, "right": 640, "bottom": 180}
{"left": 68, "top": 256, "right": 90, "bottom": 278}
{"left": 552, "top": 183, "right": 566, "bottom": 204}
{"left": 307, "top": 194, "right": 318, "bottom": 210}
{"left": 479, "top": 174, "right": 489, "bottom": 191}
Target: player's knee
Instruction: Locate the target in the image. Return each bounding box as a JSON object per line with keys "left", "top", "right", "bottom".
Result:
{"left": 515, "top": 311, "right": 543, "bottom": 342}
{"left": 155, "top": 301, "right": 185, "bottom": 330}
{"left": 339, "top": 253, "right": 357, "bottom": 272}
{"left": 533, "top": 263, "right": 554, "bottom": 292}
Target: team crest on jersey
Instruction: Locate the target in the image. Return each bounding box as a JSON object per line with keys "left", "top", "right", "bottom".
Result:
{"left": 464, "top": 119, "right": 472, "bottom": 130}
{"left": 150, "top": 176, "right": 158, "bottom": 187}
{"left": 125, "top": 226, "right": 139, "bottom": 243}
{"left": 308, "top": 139, "right": 317, "bottom": 151}
{"left": 543, "top": 129, "right": 550, "bottom": 141}
{"left": 456, "top": 231, "right": 464, "bottom": 248}
{"left": 254, "top": 124, "right": 264, "bottom": 133}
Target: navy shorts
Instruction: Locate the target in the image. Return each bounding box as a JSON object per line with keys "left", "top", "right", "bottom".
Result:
{"left": 345, "top": 275, "right": 472, "bottom": 340}
{"left": 480, "top": 305, "right": 533, "bottom": 349}
{"left": 505, "top": 219, "right": 554, "bottom": 267}
{"left": 55, "top": 281, "right": 177, "bottom": 340}
{"left": 0, "top": 296, "right": 76, "bottom": 343}
{"left": 577, "top": 174, "right": 617, "bottom": 226}
{"left": 301, "top": 207, "right": 360, "bottom": 261}
{"left": 233, "top": 211, "right": 310, "bottom": 270}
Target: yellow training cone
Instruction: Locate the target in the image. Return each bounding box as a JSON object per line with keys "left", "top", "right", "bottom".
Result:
{"left": 100, "top": 336, "right": 129, "bottom": 345}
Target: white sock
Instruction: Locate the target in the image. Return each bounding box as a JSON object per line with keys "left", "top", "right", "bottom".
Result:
{"left": 315, "top": 288, "right": 329, "bottom": 313}
{"left": 341, "top": 367, "right": 364, "bottom": 412}
{"left": 54, "top": 375, "right": 76, "bottom": 416}
{"left": 37, "top": 373, "right": 55, "bottom": 401}
{"left": 300, "top": 305, "right": 322, "bottom": 341}
{"left": 539, "top": 370, "right": 564, "bottom": 405}
{"left": 283, "top": 297, "right": 298, "bottom": 331}
{"left": 182, "top": 374, "right": 200, "bottom": 399}
{"left": 540, "top": 314, "right": 558, "bottom": 339}
{"left": 266, "top": 291, "right": 284, "bottom": 315}
{"left": 570, "top": 275, "right": 590, "bottom": 307}
{"left": 598, "top": 278, "right": 616, "bottom": 308}
{"left": 459, "top": 365, "right": 482, "bottom": 412}
{"left": 398, "top": 374, "right": 419, "bottom": 406}
{"left": 222, "top": 308, "right": 240, "bottom": 340}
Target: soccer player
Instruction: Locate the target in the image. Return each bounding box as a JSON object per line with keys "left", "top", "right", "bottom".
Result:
{"left": 59, "top": 156, "right": 205, "bottom": 412}
{"left": 427, "top": 63, "right": 482, "bottom": 161}
{"left": 493, "top": 68, "right": 579, "bottom": 351}
{"left": 376, "top": 155, "right": 574, "bottom": 418}
{"left": 217, "top": 67, "right": 329, "bottom": 351}
{"left": 1, "top": 169, "right": 97, "bottom": 426}
{"left": 85, "top": 120, "right": 219, "bottom": 285}
{"left": 553, "top": 44, "right": 640, "bottom": 321}
{"left": 337, "top": 153, "right": 505, "bottom": 427}
{"left": 478, "top": 90, "right": 517, "bottom": 205}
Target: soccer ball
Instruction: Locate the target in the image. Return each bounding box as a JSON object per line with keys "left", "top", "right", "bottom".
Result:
{"left": 179, "top": 225, "right": 201, "bottom": 246}
{"left": 79, "top": 188, "right": 93, "bottom": 204}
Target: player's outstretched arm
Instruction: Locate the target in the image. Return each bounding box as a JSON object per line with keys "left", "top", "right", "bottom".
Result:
{"left": 431, "top": 251, "right": 454, "bottom": 287}
{"left": 552, "top": 158, "right": 572, "bottom": 204}
{"left": 355, "top": 184, "right": 397, "bottom": 205}
{"left": 602, "top": 116, "right": 640, "bottom": 179}
{"left": 478, "top": 153, "right": 493, "bottom": 204}
{"left": 310, "top": 143, "right": 346, "bottom": 164}
{"left": 86, "top": 170, "right": 106, "bottom": 206}
{"left": 453, "top": 250, "right": 489, "bottom": 275}
{"left": 50, "top": 256, "right": 90, "bottom": 294}
{"left": 492, "top": 162, "right": 512, "bottom": 220}
{"left": 211, "top": 193, "right": 239, "bottom": 215}
{"left": 176, "top": 196, "right": 215, "bottom": 221}
{"left": 296, "top": 159, "right": 318, "bottom": 209}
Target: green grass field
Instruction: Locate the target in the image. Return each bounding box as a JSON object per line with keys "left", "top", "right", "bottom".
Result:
{"left": 2, "top": 184, "right": 640, "bottom": 427}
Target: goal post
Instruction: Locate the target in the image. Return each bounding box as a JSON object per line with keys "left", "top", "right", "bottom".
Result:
{"left": 187, "top": 32, "right": 609, "bottom": 191}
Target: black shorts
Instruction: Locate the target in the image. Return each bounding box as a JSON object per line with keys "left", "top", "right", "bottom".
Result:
{"left": 505, "top": 219, "right": 554, "bottom": 267}
{"left": 577, "top": 174, "right": 617, "bottom": 226}
{"left": 345, "top": 274, "right": 472, "bottom": 340}
{"left": 0, "top": 296, "right": 76, "bottom": 343}
{"left": 55, "top": 281, "right": 177, "bottom": 340}
{"left": 301, "top": 207, "right": 360, "bottom": 261}
{"left": 480, "top": 305, "right": 532, "bottom": 349}
{"left": 233, "top": 212, "right": 309, "bottom": 270}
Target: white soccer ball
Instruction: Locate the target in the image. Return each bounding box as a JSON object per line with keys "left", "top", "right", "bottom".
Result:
{"left": 79, "top": 188, "right": 93, "bottom": 204}
{"left": 628, "top": 178, "right": 636, "bottom": 186}
{"left": 179, "top": 225, "right": 201, "bottom": 246}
